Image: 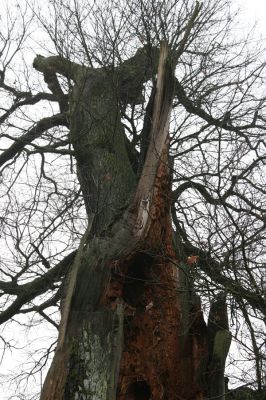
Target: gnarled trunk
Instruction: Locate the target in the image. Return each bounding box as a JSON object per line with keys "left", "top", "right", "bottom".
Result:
{"left": 37, "top": 43, "right": 231, "bottom": 400}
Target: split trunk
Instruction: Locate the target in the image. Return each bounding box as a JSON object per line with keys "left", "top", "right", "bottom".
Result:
{"left": 36, "top": 43, "right": 231, "bottom": 400}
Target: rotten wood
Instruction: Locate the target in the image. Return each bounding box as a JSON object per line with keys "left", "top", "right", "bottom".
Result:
{"left": 131, "top": 42, "right": 175, "bottom": 239}
{"left": 39, "top": 41, "right": 230, "bottom": 400}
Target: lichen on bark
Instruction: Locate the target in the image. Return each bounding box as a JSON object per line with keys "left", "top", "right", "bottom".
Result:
{"left": 65, "top": 304, "right": 124, "bottom": 400}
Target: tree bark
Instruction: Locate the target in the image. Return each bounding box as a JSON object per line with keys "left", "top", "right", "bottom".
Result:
{"left": 37, "top": 43, "right": 231, "bottom": 400}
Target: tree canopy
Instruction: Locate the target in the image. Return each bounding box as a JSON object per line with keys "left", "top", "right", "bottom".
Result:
{"left": 0, "top": 0, "right": 265, "bottom": 398}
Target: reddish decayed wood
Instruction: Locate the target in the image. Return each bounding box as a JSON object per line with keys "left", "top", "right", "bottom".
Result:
{"left": 103, "top": 154, "right": 207, "bottom": 400}
{"left": 187, "top": 255, "right": 199, "bottom": 266}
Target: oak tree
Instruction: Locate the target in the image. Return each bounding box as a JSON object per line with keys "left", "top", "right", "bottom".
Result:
{"left": 0, "top": 0, "right": 265, "bottom": 399}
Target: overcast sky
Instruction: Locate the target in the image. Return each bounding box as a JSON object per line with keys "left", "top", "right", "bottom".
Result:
{"left": 239, "top": 0, "right": 266, "bottom": 33}
{"left": 0, "top": 1, "right": 265, "bottom": 399}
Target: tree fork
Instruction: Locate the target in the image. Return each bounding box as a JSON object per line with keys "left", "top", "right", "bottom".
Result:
{"left": 39, "top": 43, "right": 231, "bottom": 400}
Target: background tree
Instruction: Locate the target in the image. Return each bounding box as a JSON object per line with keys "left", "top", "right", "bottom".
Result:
{"left": 0, "top": 0, "right": 265, "bottom": 399}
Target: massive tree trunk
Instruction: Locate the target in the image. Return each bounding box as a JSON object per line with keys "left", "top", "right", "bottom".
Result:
{"left": 35, "top": 43, "right": 231, "bottom": 400}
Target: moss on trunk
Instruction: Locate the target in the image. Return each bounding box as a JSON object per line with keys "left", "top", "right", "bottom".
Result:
{"left": 70, "top": 68, "right": 136, "bottom": 235}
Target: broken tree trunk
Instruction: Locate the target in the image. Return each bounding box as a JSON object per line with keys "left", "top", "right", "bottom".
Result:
{"left": 39, "top": 42, "right": 231, "bottom": 400}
